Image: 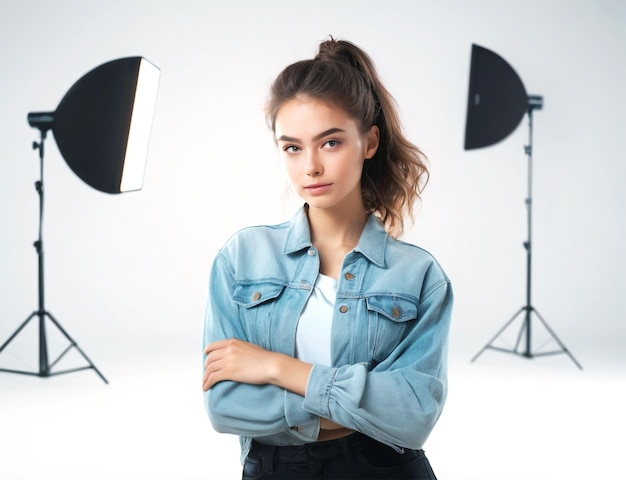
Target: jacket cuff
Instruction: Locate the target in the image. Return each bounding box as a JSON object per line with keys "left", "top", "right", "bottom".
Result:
{"left": 284, "top": 390, "right": 320, "bottom": 442}
{"left": 302, "top": 364, "right": 337, "bottom": 418}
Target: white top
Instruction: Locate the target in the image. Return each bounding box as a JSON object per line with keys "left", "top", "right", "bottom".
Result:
{"left": 295, "top": 273, "right": 337, "bottom": 366}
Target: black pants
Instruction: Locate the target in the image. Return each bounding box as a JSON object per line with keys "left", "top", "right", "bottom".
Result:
{"left": 242, "top": 432, "right": 437, "bottom": 479}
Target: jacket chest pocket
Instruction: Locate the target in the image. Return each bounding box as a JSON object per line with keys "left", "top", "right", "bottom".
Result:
{"left": 365, "top": 295, "right": 418, "bottom": 362}
{"left": 232, "top": 281, "right": 286, "bottom": 349}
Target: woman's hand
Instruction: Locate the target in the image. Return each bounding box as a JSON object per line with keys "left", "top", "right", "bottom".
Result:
{"left": 203, "top": 339, "right": 313, "bottom": 395}
{"left": 203, "top": 339, "right": 278, "bottom": 391}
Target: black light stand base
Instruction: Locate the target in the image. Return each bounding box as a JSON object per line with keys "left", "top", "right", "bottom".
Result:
{"left": 471, "top": 305, "right": 583, "bottom": 370}
{"left": 0, "top": 310, "right": 108, "bottom": 384}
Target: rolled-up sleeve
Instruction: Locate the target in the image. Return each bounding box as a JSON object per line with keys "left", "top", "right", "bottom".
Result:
{"left": 302, "top": 280, "right": 452, "bottom": 451}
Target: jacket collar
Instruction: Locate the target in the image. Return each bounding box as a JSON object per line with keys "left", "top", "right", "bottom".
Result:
{"left": 283, "top": 206, "right": 388, "bottom": 268}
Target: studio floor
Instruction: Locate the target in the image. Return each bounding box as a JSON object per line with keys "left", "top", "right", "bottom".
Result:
{"left": 0, "top": 335, "right": 624, "bottom": 480}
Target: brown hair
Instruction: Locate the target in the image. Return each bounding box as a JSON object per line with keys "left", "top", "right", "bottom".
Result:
{"left": 266, "top": 37, "right": 429, "bottom": 238}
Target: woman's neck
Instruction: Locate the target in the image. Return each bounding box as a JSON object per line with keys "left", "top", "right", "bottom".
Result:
{"left": 307, "top": 205, "right": 368, "bottom": 250}
{"left": 306, "top": 205, "right": 368, "bottom": 279}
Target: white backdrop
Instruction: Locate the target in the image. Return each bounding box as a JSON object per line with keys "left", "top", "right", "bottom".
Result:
{"left": 1, "top": 0, "right": 625, "bottom": 478}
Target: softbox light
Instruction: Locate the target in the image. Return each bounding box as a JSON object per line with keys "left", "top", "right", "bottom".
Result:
{"left": 464, "top": 44, "right": 531, "bottom": 150}
{"left": 27, "top": 56, "right": 160, "bottom": 193}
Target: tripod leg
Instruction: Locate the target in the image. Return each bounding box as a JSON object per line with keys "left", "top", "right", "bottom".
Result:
{"left": 471, "top": 307, "right": 525, "bottom": 362}
{"left": 0, "top": 313, "right": 37, "bottom": 353}
{"left": 513, "top": 316, "right": 527, "bottom": 355}
{"left": 531, "top": 308, "right": 583, "bottom": 370}
{"left": 44, "top": 311, "right": 108, "bottom": 384}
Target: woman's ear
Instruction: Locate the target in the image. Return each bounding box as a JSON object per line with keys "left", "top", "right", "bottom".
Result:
{"left": 364, "top": 125, "right": 380, "bottom": 160}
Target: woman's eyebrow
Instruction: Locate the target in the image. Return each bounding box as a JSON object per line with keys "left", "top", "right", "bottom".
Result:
{"left": 277, "top": 128, "right": 346, "bottom": 143}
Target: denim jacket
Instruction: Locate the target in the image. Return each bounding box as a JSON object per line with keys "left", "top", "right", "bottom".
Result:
{"left": 203, "top": 206, "right": 453, "bottom": 461}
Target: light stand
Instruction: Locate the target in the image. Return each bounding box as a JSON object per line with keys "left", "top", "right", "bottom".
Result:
{"left": 464, "top": 44, "right": 581, "bottom": 369}
{"left": 0, "top": 127, "right": 107, "bottom": 383}
{"left": 471, "top": 101, "right": 583, "bottom": 369}
{"left": 0, "top": 56, "right": 160, "bottom": 383}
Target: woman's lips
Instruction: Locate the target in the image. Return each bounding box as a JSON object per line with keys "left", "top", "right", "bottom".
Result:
{"left": 304, "top": 183, "right": 332, "bottom": 195}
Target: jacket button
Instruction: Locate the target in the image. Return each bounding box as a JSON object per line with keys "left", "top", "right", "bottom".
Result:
{"left": 339, "top": 305, "right": 348, "bottom": 313}
{"left": 392, "top": 306, "right": 400, "bottom": 318}
{"left": 344, "top": 272, "right": 355, "bottom": 280}
{"left": 251, "top": 292, "right": 261, "bottom": 301}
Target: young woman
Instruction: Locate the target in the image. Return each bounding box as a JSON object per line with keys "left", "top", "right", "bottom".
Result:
{"left": 202, "top": 37, "right": 452, "bottom": 480}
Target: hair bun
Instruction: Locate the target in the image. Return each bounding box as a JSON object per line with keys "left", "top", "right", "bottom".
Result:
{"left": 315, "top": 36, "right": 356, "bottom": 68}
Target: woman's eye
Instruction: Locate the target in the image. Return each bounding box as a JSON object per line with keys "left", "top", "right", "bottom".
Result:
{"left": 283, "top": 145, "right": 300, "bottom": 153}
{"left": 324, "top": 139, "right": 340, "bottom": 148}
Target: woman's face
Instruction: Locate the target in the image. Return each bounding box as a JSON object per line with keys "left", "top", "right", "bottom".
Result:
{"left": 274, "top": 96, "right": 379, "bottom": 214}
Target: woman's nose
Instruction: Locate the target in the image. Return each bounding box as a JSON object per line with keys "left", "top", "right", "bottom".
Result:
{"left": 304, "top": 152, "right": 323, "bottom": 177}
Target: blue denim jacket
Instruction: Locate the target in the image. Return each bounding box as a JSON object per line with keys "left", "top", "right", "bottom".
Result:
{"left": 203, "top": 207, "right": 452, "bottom": 461}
